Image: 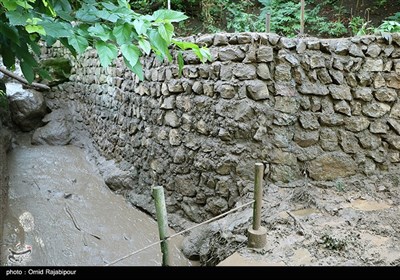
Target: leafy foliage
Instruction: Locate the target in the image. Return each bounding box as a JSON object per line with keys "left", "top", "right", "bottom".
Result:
{"left": 0, "top": 0, "right": 211, "bottom": 84}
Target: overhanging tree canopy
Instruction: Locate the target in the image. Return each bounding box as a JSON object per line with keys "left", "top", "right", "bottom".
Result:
{"left": 0, "top": 0, "right": 211, "bottom": 84}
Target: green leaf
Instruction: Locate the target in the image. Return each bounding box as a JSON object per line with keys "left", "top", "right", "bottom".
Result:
{"left": 0, "top": 23, "right": 20, "bottom": 44}
{"left": 59, "top": 38, "right": 77, "bottom": 57}
{"left": 40, "top": 21, "right": 72, "bottom": 38}
{"left": 6, "top": 10, "right": 31, "bottom": 25}
{"left": 88, "top": 23, "right": 111, "bottom": 41}
{"left": 138, "top": 38, "right": 151, "bottom": 55}
{"left": 149, "top": 30, "right": 172, "bottom": 62}
{"left": 0, "top": 46, "right": 16, "bottom": 68}
{"left": 152, "top": 9, "right": 188, "bottom": 23}
{"left": 172, "top": 39, "right": 200, "bottom": 50}
{"left": 95, "top": 41, "right": 118, "bottom": 68}
{"left": 20, "top": 59, "right": 35, "bottom": 84}
{"left": 97, "top": 9, "right": 119, "bottom": 23}
{"left": 1, "top": 0, "right": 18, "bottom": 11}
{"left": 133, "top": 19, "right": 150, "bottom": 35}
{"left": 124, "top": 57, "right": 144, "bottom": 81}
{"left": 121, "top": 44, "right": 140, "bottom": 69}
{"left": 177, "top": 51, "right": 184, "bottom": 77}
{"left": 75, "top": 5, "right": 98, "bottom": 22}
{"left": 25, "top": 25, "right": 46, "bottom": 35}
{"left": 68, "top": 34, "right": 88, "bottom": 54}
{"left": 158, "top": 23, "right": 174, "bottom": 44}
{"left": 113, "top": 23, "right": 132, "bottom": 45}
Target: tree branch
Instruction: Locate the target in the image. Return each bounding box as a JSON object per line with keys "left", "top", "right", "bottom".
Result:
{"left": 0, "top": 67, "right": 50, "bottom": 91}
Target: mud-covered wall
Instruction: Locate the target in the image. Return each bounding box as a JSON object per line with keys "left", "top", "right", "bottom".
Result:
{"left": 43, "top": 33, "right": 400, "bottom": 222}
{"left": 0, "top": 118, "right": 11, "bottom": 259}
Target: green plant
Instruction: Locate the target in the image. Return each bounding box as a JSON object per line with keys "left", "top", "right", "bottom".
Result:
{"left": 349, "top": 16, "right": 374, "bottom": 35}
{"left": 376, "top": 20, "right": 400, "bottom": 33}
{"left": 321, "top": 234, "right": 346, "bottom": 251}
{"left": 386, "top": 12, "right": 400, "bottom": 22}
{"left": 335, "top": 180, "right": 345, "bottom": 192}
{"left": 374, "top": 0, "right": 387, "bottom": 8}
{"left": 0, "top": 0, "right": 211, "bottom": 83}
{"left": 0, "top": 89, "right": 8, "bottom": 109}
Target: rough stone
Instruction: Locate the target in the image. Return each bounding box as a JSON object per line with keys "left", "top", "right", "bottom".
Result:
{"left": 7, "top": 86, "right": 48, "bottom": 131}
{"left": 294, "top": 129, "right": 319, "bottom": 147}
{"left": 339, "top": 130, "right": 360, "bottom": 153}
{"left": 257, "top": 63, "right": 271, "bottom": 80}
{"left": 246, "top": 80, "right": 269, "bottom": 101}
{"left": 366, "top": 44, "right": 382, "bottom": 58}
{"left": 32, "top": 115, "right": 72, "bottom": 146}
{"left": 362, "top": 102, "right": 391, "bottom": 118}
{"left": 353, "top": 87, "right": 373, "bottom": 101}
{"left": 233, "top": 64, "right": 256, "bottom": 80}
{"left": 319, "top": 128, "right": 339, "bottom": 151}
{"left": 362, "top": 58, "right": 384, "bottom": 72}
{"left": 257, "top": 46, "right": 274, "bottom": 62}
{"left": 370, "top": 120, "right": 389, "bottom": 134}
{"left": 374, "top": 88, "right": 397, "bottom": 102}
{"left": 345, "top": 116, "right": 370, "bottom": 132}
{"left": 298, "top": 82, "right": 329, "bottom": 96}
{"left": 334, "top": 101, "right": 351, "bottom": 116}
{"left": 308, "top": 152, "right": 357, "bottom": 180}
{"left": 357, "top": 130, "right": 381, "bottom": 149}
{"left": 274, "top": 96, "right": 299, "bottom": 114}
{"left": 299, "top": 112, "right": 320, "bottom": 130}
{"left": 164, "top": 111, "right": 180, "bottom": 127}
{"left": 218, "top": 46, "right": 245, "bottom": 61}
{"left": 329, "top": 85, "right": 352, "bottom": 101}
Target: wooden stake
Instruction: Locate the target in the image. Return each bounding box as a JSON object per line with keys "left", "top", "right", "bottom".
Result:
{"left": 152, "top": 186, "right": 171, "bottom": 266}
{"left": 266, "top": 12, "right": 271, "bottom": 33}
{"left": 300, "top": 0, "right": 305, "bottom": 35}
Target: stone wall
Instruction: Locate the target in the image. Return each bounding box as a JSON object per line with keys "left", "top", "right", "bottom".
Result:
{"left": 43, "top": 33, "right": 400, "bottom": 222}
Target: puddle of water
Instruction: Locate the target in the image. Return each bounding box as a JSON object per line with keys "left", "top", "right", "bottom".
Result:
{"left": 348, "top": 199, "right": 391, "bottom": 211}
{"left": 290, "top": 208, "right": 320, "bottom": 217}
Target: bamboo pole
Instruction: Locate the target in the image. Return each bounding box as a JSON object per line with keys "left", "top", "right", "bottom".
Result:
{"left": 247, "top": 163, "right": 267, "bottom": 248}
{"left": 300, "top": 0, "right": 305, "bottom": 35}
{"left": 152, "top": 186, "right": 171, "bottom": 266}
{"left": 266, "top": 12, "right": 271, "bottom": 33}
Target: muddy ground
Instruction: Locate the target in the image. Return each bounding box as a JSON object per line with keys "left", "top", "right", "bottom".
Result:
{"left": 1, "top": 132, "right": 192, "bottom": 266}
{"left": 208, "top": 172, "right": 400, "bottom": 266}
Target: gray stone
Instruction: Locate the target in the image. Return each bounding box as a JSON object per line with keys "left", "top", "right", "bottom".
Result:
{"left": 274, "top": 64, "right": 292, "bottom": 81}
{"left": 307, "top": 40, "right": 321, "bottom": 50}
{"left": 175, "top": 175, "right": 198, "bottom": 197}
{"left": 368, "top": 147, "right": 387, "bottom": 163}
{"left": 214, "top": 33, "right": 229, "bottom": 45}
{"left": 351, "top": 101, "right": 362, "bottom": 116}
{"left": 335, "top": 41, "right": 351, "bottom": 55}
{"left": 167, "top": 81, "right": 184, "bottom": 93}
{"left": 296, "top": 40, "right": 307, "bottom": 53}
{"left": 8, "top": 86, "right": 48, "bottom": 131}
{"left": 388, "top": 118, "right": 400, "bottom": 135}
{"left": 370, "top": 120, "right": 389, "bottom": 134}
{"left": 334, "top": 101, "right": 352, "bottom": 116}
{"left": 362, "top": 102, "right": 391, "bottom": 118}
{"left": 353, "top": 87, "right": 373, "bottom": 101}
{"left": 246, "top": 80, "right": 269, "bottom": 101}
{"left": 295, "top": 145, "right": 323, "bottom": 161}
{"left": 100, "top": 160, "right": 134, "bottom": 191}
{"left": 273, "top": 112, "right": 297, "bottom": 126}
{"left": 294, "top": 129, "right": 319, "bottom": 147}
{"left": 349, "top": 44, "right": 365, "bottom": 57}
{"left": 164, "top": 111, "right": 180, "bottom": 127}
{"left": 206, "top": 197, "right": 228, "bottom": 215}
{"left": 299, "top": 112, "right": 320, "bottom": 130}
{"left": 339, "top": 130, "right": 360, "bottom": 154}
{"left": 310, "top": 55, "right": 325, "bottom": 69}
{"left": 253, "top": 126, "right": 267, "bottom": 141}
{"left": 279, "top": 38, "right": 296, "bottom": 49}
{"left": 308, "top": 152, "right": 357, "bottom": 180}
{"left": 366, "top": 44, "right": 382, "bottom": 57}
{"left": 329, "top": 69, "right": 344, "bottom": 84}
{"left": 345, "top": 116, "right": 370, "bottom": 132}
{"left": 270, "top": 165, "right": 299, "bottom": 183}
{"left": 275, "top": 96, "right": 299, "bottom": 114}
{"left": 195, "top": 120, "right": 209, "bottom": 135}
{"left": 319, "top": 113, "right": 344, "bottom": 126}
{"left": 257, "top": 63, "right": 271, "bottom": 80}
{"left": 357, "top": 71, "right": 372, "bottom": 86}
{"left": 316, "top": 68, "right": 333, "bottom": 84}
{"left": 169, "top": 129, "right": 181, "bottom": 146}
{"left": 320, "top": 128, "right": 339, "bottom": 151}
{"left": 357, "top": 130, "right": 381, "bottom": 149}
{"left": 32, "top": 119, "right": 71, "bottom": 146}
{"left": 386, "top": 74, "right": 400, "bottom": 89}
{"left": 233, "top": 64, "right": 256, "bottom": 80}
{"left": 257, "top": 46, "right": 274, "bottom": 62}
{"left": 298, "top": 82, "right": 329, "bottom": 95}
{"left": 386, "top": 134, "right": 400, "bottom": 150}
{"left": 219, "top": 46, "right": 245, "bottom": 61}
{"left": 329, "top": 85, "right": 352, "bottom": 101}
{"left": 269, "top": 150, "right": 297, "bottom": 165}
{"left": 192, "top": 81, "right": 203, "bottom": 94}
{"left": 362, "top": 58, "right": 384, "bottom": 71}
{"left": 215, "top": 82, "right": 236, "bottom": 99}
{"left": 374, "top": 73, "right": 386, "bottom": 88}
{"left": 161, "top": 96, "right": 175, "bottom": 109}
{"left": 374, "top": 88, "right": 397, "bottom": 102}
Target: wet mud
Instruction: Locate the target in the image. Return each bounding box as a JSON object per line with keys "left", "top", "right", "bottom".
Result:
{"left": 1, "top": 135, "right": 192, "bottom": 266}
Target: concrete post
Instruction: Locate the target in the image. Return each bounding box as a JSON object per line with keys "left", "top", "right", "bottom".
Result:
{"left": 247, "top": 163, "right": 267, "bottom": 248}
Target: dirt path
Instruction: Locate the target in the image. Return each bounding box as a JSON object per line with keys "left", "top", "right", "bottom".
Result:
{"left": 1, "top": 135, "right": 191, "bottom": 266}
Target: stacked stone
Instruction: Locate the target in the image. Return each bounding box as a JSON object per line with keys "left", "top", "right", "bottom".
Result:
{"left": 44, "top": 32, "right": 400, "bottom": 222}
